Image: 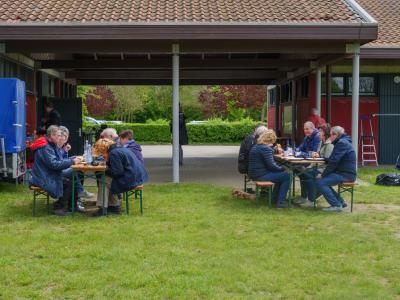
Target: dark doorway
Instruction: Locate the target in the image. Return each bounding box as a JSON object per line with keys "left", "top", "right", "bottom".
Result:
{"left": 39, "top": 97, "right": 83, "bottom": 156}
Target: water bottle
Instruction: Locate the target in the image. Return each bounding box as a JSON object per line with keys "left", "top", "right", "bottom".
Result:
{"left": 87, "top": 143, "right": 93, "bottom": 164}
{"left": 83, "top": 140, "right": 88, "bottom": 162}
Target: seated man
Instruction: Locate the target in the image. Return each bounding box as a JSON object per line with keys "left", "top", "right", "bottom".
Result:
{"left": 294, "top": 121, "right": 321, "bottom": 205}
{"left": 316, "top": 126, "right": 357, "bottom": 212}
{"left": 299, "top": 123, "right": 335, "bottom": 207}
{"left": 119, "top": 130, "right": 144, "bottom": 164}
{"left": 238, "top": 124, "right": 269, "bottom": 175}
{"left": 57, "top": 126, "right": 94, "bottom": 212}
{"left": 248, "top": 130, "right": 290, "bottom": 208}
{"left": 92, "top": 138, "right": 149, "bottom": 216}
{"left": 30, "top": 125, "right": 81, "bottom": 216}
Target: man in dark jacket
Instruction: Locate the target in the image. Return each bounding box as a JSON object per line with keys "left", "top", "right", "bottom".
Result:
{"left": 94, "top": 139, "right": 149, "bottom": 216}
{"left": 316, "top": 126, "right": 357, "bottom": 212}
{"left": 170, "top": 107, "right": 189, "bottom": 165}
{"left": 119, "top": 129, "right": 144, "bottom": 164}
{"left": 30, "top": 125, "right": 81, "bottom": 216}
{"left": 238, "top": 124, "right": 269, "bottom": 174}
{"left": 44, "top": 102, "right": 62, "bottom": 129}
{"left": 297, "top": 121, "right": 321, "bottom": 156}
{"left": 294, "top": 121, "right": 321, "bottom": 205}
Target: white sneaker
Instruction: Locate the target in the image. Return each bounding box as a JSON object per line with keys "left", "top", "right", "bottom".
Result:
{"left": 300, "top": 200, "right": 315, "bottom": 208}
{"left": 78, "top": 190, "right": 94, "bottom": 199}
{"left": 322, "top": 206, "right": 342, "bottom": 212}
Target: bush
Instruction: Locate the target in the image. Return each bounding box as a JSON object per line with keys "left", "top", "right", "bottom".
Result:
{"left": 82, "top": 119, "right": 257, "bottom": 144}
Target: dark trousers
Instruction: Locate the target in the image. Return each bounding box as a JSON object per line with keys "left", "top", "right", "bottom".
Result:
{"left": 179, "top": 145, "right": 183, "bottom": 165}
{"left": 53, "top": 178, "right": 78, "bottom": 210}
{"left": 256, "top": 171, "right": 290, "bottom": 206}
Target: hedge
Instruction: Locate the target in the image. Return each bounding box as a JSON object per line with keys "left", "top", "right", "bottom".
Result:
{"left": 83, "top": 121, "right": 257, "bottom": 144}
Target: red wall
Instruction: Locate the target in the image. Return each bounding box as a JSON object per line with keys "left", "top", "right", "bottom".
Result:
{"left": 26, "top": 94, "right": 36, "bottom": 136}
{"left": 267, "top": 106, "right": 276, "bottom": 130}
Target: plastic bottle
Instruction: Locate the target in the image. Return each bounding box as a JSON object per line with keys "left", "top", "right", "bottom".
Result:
{"left": 87, "top": 142, "right": 93, "bottom": 164}
{"left": 83, "top": 140, "right": 88, "bottom": 162}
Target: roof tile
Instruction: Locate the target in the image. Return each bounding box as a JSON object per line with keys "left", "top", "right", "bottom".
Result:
{"left": 0, "top": 0, "right": 365, "bottom": 24}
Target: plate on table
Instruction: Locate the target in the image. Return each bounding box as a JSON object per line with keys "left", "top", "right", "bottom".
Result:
{"left": 306, "top": 158, "right": 325, "bottom": 161}
{"left": 286, "top": 157, "right": 303, "bottom": 160}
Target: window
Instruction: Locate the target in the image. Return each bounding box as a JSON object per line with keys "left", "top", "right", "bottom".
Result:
{"left": 268, "top": 88, "right": 277, "bottom": 106}
{"left": 348, "top": 76, "right": 376, "bottom": 95}
{"left": 298, "top": 76, "right": 309, "bottom": 98}
{"left": 322, "top": 75, "right": 345, "bottom": 95}
{"left": 282, "top": 105, "right": 292, "bottom": 136}
{"left": 281, "top": 82, "right": 292, "bottom": 103}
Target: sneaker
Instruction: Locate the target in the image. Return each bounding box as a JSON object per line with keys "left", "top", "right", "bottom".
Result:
{"left": 76, "top": 202, "right": 85, "bottom": 213}
{"left": 91, "top": 208, "right": 106, "bottom": 217}
{"left": 53, "top": 209, "right": 70, "bottom": 216}
{"left": 78, "top": 190, "right": 94, "bottom": 199}
{"left": 293, "top": 197, "right": 307, "bottom": 205}
{"left": 322, "top": 206, "right": 343, "bottom": 212}
{"left": 342, "top": 202, "right": 348, "bottom": 208}
{"left": 300, "top": 200, "right": 315, "bottom": 208}
{"left": 276, "top": 202, "right": 288, "bottom": 209}
{"left": 108, "top": 206, "right": 121, "bottom": 215}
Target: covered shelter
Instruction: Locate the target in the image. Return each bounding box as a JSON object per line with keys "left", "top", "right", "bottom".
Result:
{"left": 0, "top": 0, "right": 378, "bottom": 181}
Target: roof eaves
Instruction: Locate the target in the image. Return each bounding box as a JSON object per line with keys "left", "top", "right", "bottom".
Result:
{"left": 0, "top": 21, "right": 376, "bottom": 27}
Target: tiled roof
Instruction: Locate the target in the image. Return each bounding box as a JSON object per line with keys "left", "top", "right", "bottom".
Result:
{"left": 357, "top": 0, "right": 400, "bottom": 47}
{"left": 0, "top": 0, "right": 365, "bottom": 24}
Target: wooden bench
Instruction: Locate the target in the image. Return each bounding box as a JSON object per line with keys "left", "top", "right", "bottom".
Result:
{"left": 30, "top": 186, "right": 50, "bottom": 216}
{"left": 338, "top": 182, "right": 357, "bottom": 212}
{"left": 123, "top": 185, "right": 144, "bottom": 215}
{"left": 255, "top": 181, "right": 274, "bottom": 208}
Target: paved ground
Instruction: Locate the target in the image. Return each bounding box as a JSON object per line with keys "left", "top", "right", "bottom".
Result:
{"left": 142, "top": 145, "right": 243, "bottom": 188}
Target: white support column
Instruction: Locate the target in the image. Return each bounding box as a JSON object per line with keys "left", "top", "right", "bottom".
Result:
{"left": 315, "top": 68, "right": 321, "bottom": 113}
{"left": 351, "top": 45, "right": 360, "bottom": 164}
{"left": 172, "top": 44, "right": 180, "bottom": 183}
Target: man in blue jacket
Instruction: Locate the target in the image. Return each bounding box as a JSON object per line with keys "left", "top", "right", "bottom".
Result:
{"left": 30, "top": 125, "right": 81, "bottom": 216}
{"left": 294, "top": 121, "right": 321, "bottom": 205}
{"left": 93, "top": 138, "right": 149, "bottom": 216}
{"left": 316, "top": 126, "right": 357, "bottom": 212}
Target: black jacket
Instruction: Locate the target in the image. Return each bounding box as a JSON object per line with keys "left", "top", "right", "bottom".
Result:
{"left": 248, "top": 144, "right": 284, "bottom": 180}
{"left": 322, "top": 134, "right": 357, "bottom": 181}
{"left": 238, "top": 134, "right": 256, "bottom": 174}
{"left": 106, "top": 145, "right": 149, "bottom": 194}
{"left": 170, "top": 112, "right": 189, "bottom": 145}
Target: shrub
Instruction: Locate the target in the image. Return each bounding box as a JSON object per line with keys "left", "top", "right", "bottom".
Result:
{"left": 82, "top": 119, "right": 257, "bottom": 144}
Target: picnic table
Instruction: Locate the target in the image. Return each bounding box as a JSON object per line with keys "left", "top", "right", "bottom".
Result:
{"left": 71, "top": 164, "right": 107, "bottom": 215}
{"left": 274, "top": 155, "right": 326, "bottom": 206}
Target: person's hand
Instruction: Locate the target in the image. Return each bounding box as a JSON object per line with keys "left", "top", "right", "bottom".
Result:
{"left": 316, "top": 174, "right": 322, "bottom": 179}
{"left": 64, "top": 143, "right": 72, "bottom": 152}
{"left": 312, "top": 152, "right": 320, "bottom": 158}
{"left": 72, "top": 157, "right": 81, "bottom": 165}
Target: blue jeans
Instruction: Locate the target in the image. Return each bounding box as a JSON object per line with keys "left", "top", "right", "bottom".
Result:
{"left": 62, "top": 168, "right": 84, "bottom": 193}
{"left": 300, "top": 169, "right": 320, "bottom": 202}
{"left": 256, "top": 171, "right": 290, "bottom": 206}
{"left": 315, "top": 173, "right": 347, "bottom": 207}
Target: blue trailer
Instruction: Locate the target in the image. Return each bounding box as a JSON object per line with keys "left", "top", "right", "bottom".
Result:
{"left": 0, "top": 78, "right": 27, "bottom": 180}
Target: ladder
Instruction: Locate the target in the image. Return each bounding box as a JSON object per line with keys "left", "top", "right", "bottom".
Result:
{"left": 360, "top": 115, "right": 378, "bottom": 166}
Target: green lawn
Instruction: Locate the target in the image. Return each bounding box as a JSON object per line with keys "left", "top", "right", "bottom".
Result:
{"left": 0, "top": 168, "right": 399, "bottom": 299}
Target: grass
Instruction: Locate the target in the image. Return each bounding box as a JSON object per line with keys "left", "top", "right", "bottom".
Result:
{"left": 0, "top": 168, "right": 400, "bottom": 299}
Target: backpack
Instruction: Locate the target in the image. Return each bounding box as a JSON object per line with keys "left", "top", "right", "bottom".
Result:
{"left": 376, "top": 173, "right": 400, "bottom": 186}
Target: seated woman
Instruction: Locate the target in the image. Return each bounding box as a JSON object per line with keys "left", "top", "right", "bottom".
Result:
{"left": 299, "top": 123, "right": 334, "bottom": 207}
{"left": 248, "top": 130, "right": 290, "bottom": 208}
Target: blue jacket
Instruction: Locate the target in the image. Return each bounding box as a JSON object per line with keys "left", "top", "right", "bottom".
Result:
{"left": 106, "top": 145, "right": 149, "bottom": 194}
{"left": 248, "top": 144, "right": 285, "bottom": 180}
{"left": 124, "top": 140, "right": 144, "bottom": 164}
{"left": 322, "top": 134, "right": 357, "bottom": 181}
{"left": 297, "top": 129, "right": 321, "bottom": 156}
{"left": 30, "top": 137, "right": 73, "bottom": 199}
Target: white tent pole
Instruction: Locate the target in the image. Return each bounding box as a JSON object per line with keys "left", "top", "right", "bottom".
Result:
{"left": 315, "top": 68, "right": 321, "bottom": 114}
{"left": 351, "top": 45, "right": 360, "bottom": 165}
{"left": 172, "top": 44, "right": 180, "bottom": 183}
